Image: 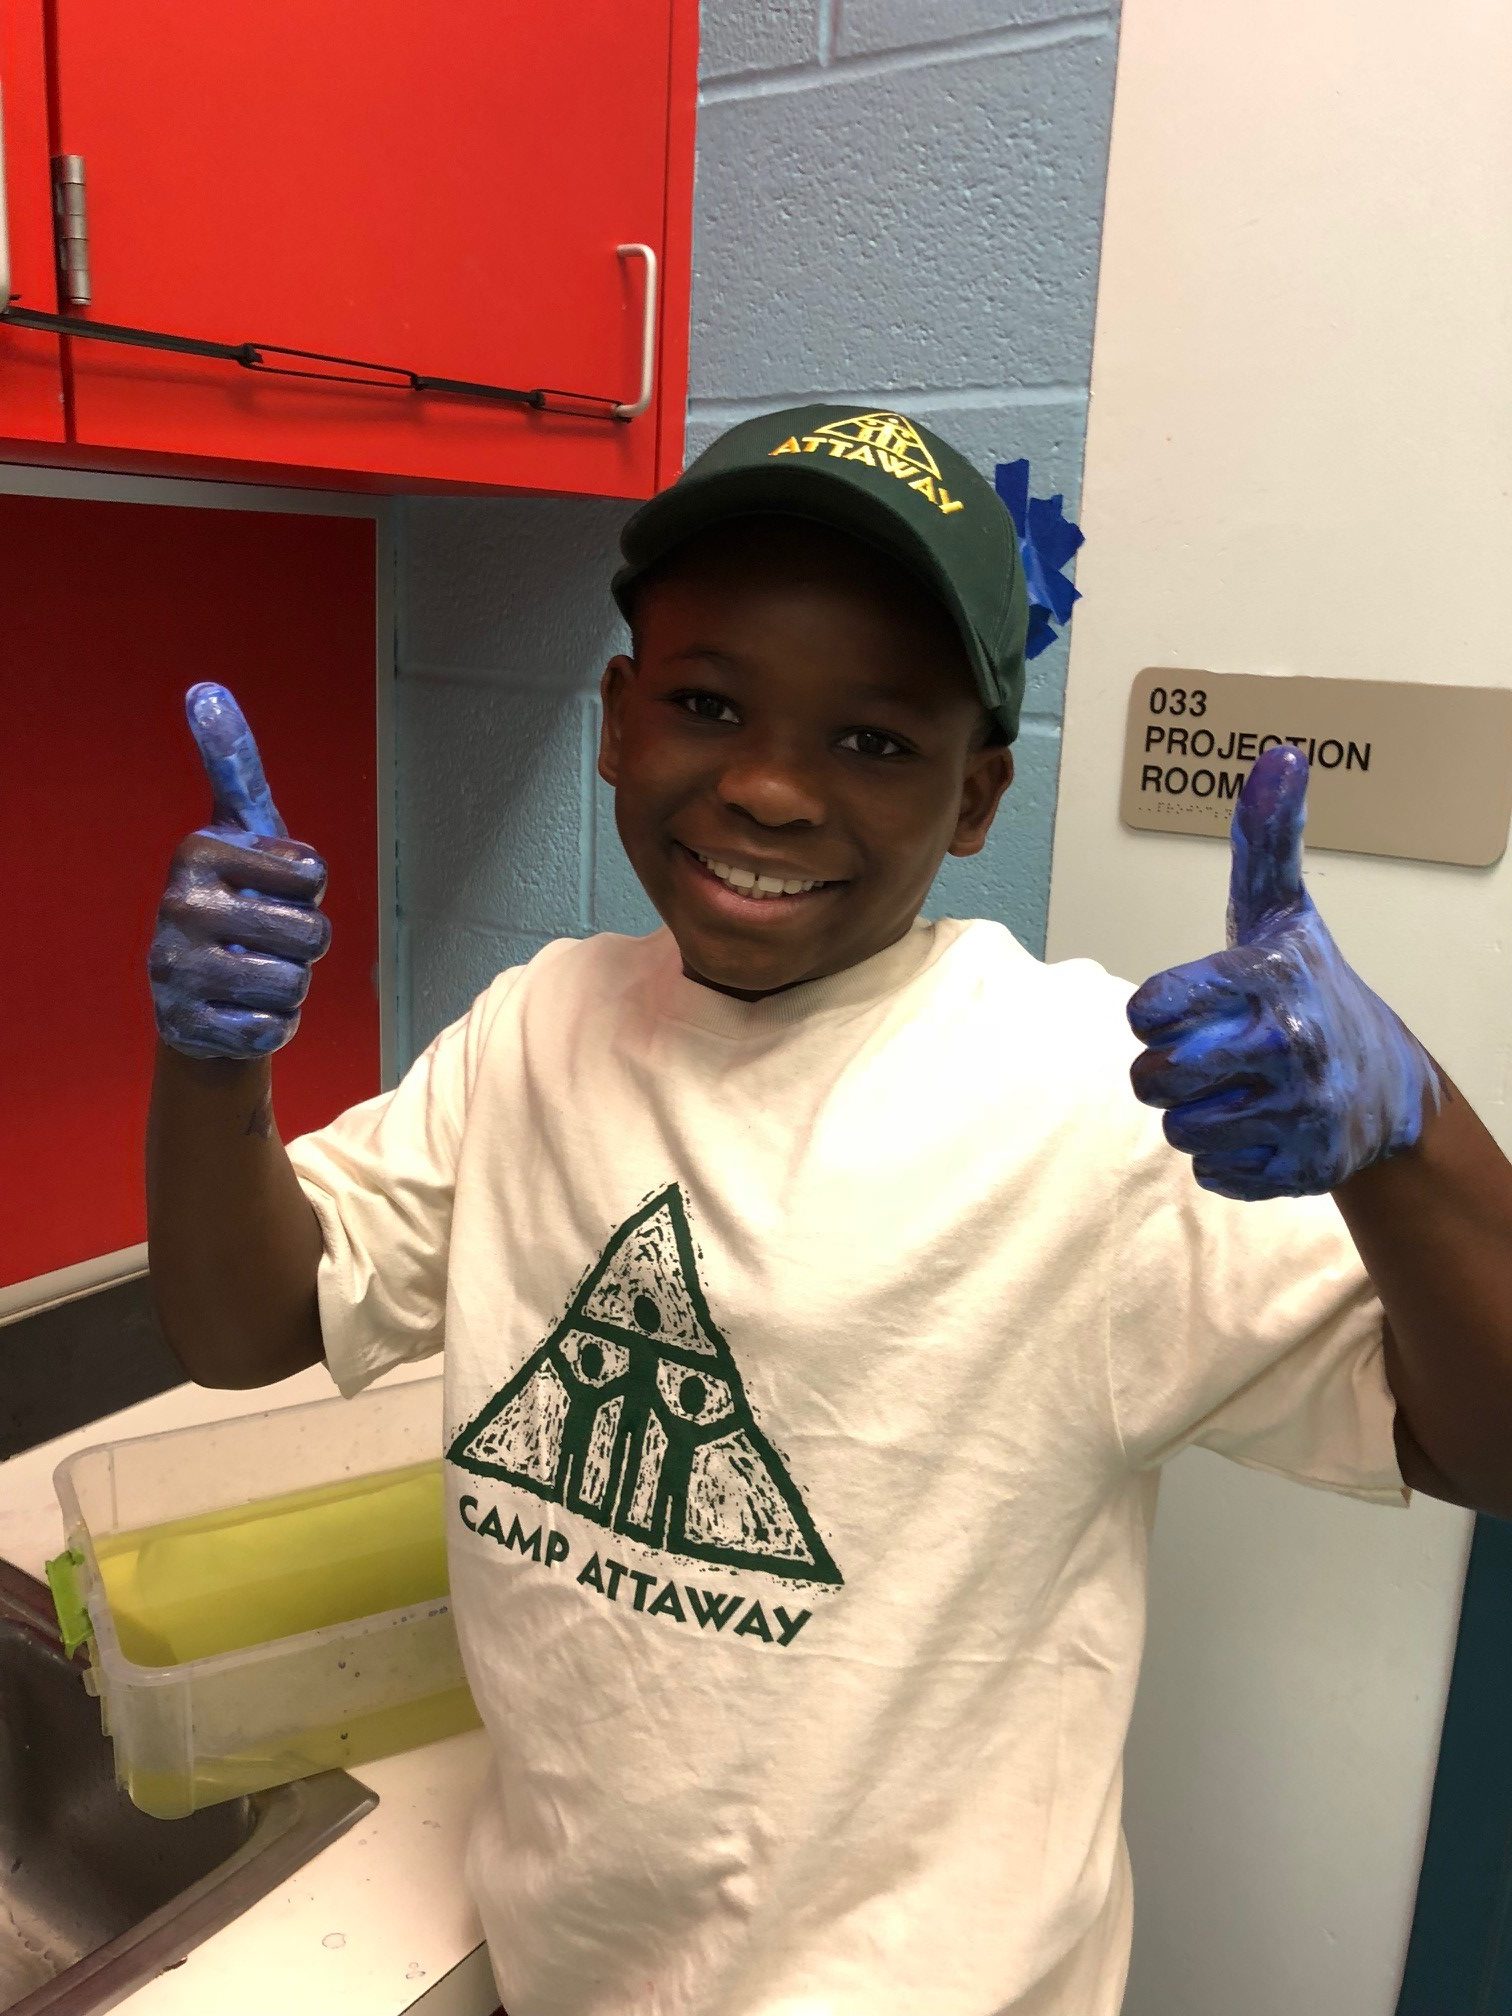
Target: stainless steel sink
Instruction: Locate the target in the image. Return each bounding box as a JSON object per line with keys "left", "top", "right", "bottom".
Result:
{"left": 0, "top": 1559, "right": 377, "bottom": 2015}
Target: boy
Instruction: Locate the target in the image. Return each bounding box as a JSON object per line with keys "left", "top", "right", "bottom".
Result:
{"left": 147, "top": 407, "right": 1512, "bottom": 2016}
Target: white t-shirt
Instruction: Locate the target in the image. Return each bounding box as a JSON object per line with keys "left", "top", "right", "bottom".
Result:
{"left": 287, "top": 917, "right": 1406, "bottom": 2016}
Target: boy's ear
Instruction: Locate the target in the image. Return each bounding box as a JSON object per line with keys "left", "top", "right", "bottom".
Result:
{"left": 598, "top": 655, "right": 635, "bottom": 786}
{"left": 948, "top": 745, "right": 1014, "bottom": 859}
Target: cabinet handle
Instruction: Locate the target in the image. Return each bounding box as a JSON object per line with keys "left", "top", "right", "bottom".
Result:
{"left": 0, "top": 80, "right": 12, "bottom": 314}
{"left": 0, "top": 238, "right": 661, "bottom": 425}
{"left": 613, "top": 242, "right": 658, "bottom": 421}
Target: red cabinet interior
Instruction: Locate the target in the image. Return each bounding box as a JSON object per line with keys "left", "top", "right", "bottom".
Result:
{"left": 1, "top": 492, "right": 381, "bottom": 1287}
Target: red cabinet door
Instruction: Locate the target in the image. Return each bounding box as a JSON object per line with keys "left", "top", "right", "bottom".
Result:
{"left": 0, "top": 3, "right": 66, "bottom": 444}
{"left": 0, "top": 493, "right": 380, "bottom": 1288}
{"left": 49, "top": 0, "right": 684, "bottom": 497}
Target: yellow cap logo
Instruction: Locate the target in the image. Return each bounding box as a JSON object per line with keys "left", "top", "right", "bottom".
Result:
{"left": 769, "top": 411, "right": 964, "bottom": 516}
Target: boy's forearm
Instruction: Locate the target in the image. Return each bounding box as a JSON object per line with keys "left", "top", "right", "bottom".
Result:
{"left": 147, "top": 1042, "right": 326, "bottom": 1389}
{"left": 1332, "top": 1075, "right": 1512, "bottom": 1517}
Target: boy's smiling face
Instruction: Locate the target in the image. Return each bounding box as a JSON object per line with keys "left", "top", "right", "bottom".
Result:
{"left": 598, "top": 516, "right": 1014, "bottom": 1000}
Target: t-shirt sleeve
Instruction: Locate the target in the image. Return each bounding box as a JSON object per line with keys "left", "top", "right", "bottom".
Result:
{"left": 1106, "top": 1108, "right": 1409, "bottom": 1506}
{"left": 285, "top": 972, "right": 517, "bottom": 1398}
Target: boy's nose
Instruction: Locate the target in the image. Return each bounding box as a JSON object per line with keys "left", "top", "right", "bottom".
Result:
{"left": 716, "top": 751, "right": 826, "bottom": 829}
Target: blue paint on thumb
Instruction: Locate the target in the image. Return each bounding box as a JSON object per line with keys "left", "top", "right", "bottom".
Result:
{"left": 1227, "top": 743, "right": 1309, "bottom": 946}
{"left": 185, "top": 682, "right": 287, "bottom": 839}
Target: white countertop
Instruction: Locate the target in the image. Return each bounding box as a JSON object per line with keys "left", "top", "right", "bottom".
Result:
{"left": 0, "top": 1358, "right": 501, "bottom": 2016}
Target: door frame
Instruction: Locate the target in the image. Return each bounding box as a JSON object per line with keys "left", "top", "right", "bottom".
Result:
{"left": 1397, "top": 1511, "right": 1512, "bottom": 2014}
{"left": 0, "top": 462, "right": 397, "bottom": 1322}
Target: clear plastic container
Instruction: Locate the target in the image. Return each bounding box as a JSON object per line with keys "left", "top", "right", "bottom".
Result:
{"left": 51, "top": 1375, "right": 480, "bottom": 1818}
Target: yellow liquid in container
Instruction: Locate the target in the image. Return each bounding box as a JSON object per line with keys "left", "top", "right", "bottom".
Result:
{"left": 89, "top": 1458, "right": 481, "bottom": 1815}
{"left": 95, "top": 1457, "right": 450, "bottom": 1665}
{"left": 122, "top": 1682, "right": 481, "bottom": 1817}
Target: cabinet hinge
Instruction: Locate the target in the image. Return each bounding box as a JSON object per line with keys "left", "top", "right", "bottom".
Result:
{"left": 51, "top": 154, "right": 90, "bottom": 307}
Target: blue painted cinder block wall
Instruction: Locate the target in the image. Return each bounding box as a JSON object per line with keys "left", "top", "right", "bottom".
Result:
{"left": 396, "top": 2, "right": 1118, "bottom": 1059}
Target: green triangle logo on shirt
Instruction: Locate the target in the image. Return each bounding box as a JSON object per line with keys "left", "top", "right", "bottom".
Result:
{"left": 447, "top": 1186, "right": 843, "bottom": 1588}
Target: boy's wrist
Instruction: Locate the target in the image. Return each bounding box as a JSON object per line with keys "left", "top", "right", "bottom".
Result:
{"left": 153, "top": 1041, "right": 276, "bottom": 1142}
{"left": 155, "top": 1037, "right": 270, "bottom": 1090}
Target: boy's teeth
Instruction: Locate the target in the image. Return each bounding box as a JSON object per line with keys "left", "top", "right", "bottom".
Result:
{"left": 696, "top": 851, "right": 822, "bottom": 897}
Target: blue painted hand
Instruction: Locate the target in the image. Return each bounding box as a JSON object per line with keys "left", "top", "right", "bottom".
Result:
{"left": 148, "top": 683, "right": 332, "bottom": 1062}
{"left": 1127, "top": 744, "right": 1441, "bottom": 1199}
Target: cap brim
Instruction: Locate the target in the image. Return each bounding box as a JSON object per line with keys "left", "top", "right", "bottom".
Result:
{"left": 612, "top": 460, "right": 1003, "bottom": 727}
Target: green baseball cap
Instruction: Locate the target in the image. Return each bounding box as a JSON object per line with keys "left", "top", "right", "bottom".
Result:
{"left": 611, "top": 404, "right": 1030, "bottom": 744}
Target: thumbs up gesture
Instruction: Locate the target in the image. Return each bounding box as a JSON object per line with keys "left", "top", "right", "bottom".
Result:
{"left": 148, "top": 683, "right": 332, "bottom": 1061}
{"left": 1127, "top": 745, "right": 1441, "bottom": 1199}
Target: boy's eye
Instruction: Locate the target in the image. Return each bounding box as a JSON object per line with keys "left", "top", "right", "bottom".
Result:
{"left": 838, "top": 726, "right": 912, "bottom": 761}
{"left": 671, "top": 690, "right": 739, "bottom": 726}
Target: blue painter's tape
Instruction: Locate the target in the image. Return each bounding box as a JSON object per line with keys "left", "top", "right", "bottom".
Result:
{"left": 995, "top": 458, "right": 1084, "bottom": 660}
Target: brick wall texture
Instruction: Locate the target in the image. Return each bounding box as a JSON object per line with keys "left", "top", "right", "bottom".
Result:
{"left": 396, "top": 0, "right": 1118, "bottom": 1059}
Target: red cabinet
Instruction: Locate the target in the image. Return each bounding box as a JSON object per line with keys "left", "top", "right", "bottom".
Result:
{"left": 0, "top": 1, "right": 695, "bottom": 495}
{"left": 0, "top": 5, "right": 66, "bottom": 443}
{"left": 1, "top": 492, "right": 381, "bottom": 1288}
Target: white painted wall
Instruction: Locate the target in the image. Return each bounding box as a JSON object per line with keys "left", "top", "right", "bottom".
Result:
{"left": 1046, "top": 2, "right": 1512, "bottom": 2008}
